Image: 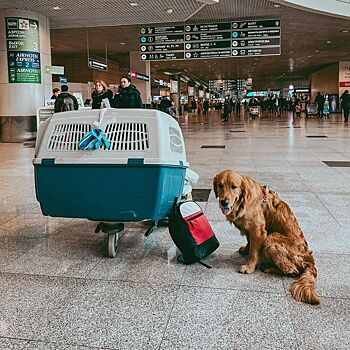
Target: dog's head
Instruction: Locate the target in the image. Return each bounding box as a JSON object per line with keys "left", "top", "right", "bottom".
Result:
{"left": 213, "top": 170, "right": 247, "bottom": 217}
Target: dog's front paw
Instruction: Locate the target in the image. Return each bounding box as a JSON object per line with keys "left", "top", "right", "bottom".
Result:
{"left": 238, "top": 264, "right": 255, "bottom": 274}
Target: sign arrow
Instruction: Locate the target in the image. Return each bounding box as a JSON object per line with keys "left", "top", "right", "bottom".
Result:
{"left": 30, "top": 22, "right": 37, "bottom": 30}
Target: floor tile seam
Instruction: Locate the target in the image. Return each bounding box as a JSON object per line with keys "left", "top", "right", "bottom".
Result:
{"left": 157, "top": 268, "right": 187, "bottom": 350}
{"left": 280, "top": 285, "right": 301, "bottom": 350}
{"left": 0, "top": 336, "right": 116, "bottom": 350}
{"left": 0, "top": 214, "right": 21, "bottom": 226}
{"left": 176, "top": 282, "right": 285, "bottom": 295}
{"left": 281, "top": 282, "right": 350, "bottom": 301}
{"left": 0, "top": 270, "right": 190, "bottom": 289}
{"left": 0, "top": 336, "right": 29, "bottom": 349}
{"left": 82, "top": 256, "right": 105, "bottom": 279}
{"left": 312, "top": 192, "right": 342, "bottom": 226}
{"left": 2, "top": 187, "right": 28, "bottom": 200}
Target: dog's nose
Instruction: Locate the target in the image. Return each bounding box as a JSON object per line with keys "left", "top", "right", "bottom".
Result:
{"left": 220, "top": 199, "right": 230, "bottom": 207}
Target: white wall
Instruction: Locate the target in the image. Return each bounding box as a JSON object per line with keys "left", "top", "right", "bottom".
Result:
{"left": 274, "top": 0, "right": 350, "bottom": 19}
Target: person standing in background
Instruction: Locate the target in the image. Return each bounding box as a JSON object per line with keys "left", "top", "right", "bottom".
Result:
{"left": 54, "top": 85, "right": 79, "bottom": 112}
{"left": 51, "top": 88, "right": 60, "bottom": 99}
{"left": 91, "top": 80, "right": 113, "bottom": 109}
{"left": 113, "top": 77, "right": 143, "bottom": 108}
{"left": 340, "top": 90, "right": 350, "bottom": 122}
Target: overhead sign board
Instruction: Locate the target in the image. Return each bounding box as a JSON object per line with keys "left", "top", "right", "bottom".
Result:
{"left": 129, "top": 70, "right": 149, "bottom": 81}
{"left": 140, "top": 19, "right": 281, "bottom": 61}
{"left": 6, "top": 17, "right": 41, "bottom": 84}
{"left": 88, "top": 58, "right": 108, "bottom": 71}
{"left": 45, "top": 65, "right": 64, "bottom": 75}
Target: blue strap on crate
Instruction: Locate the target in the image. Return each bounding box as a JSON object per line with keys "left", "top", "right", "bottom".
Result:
{"left": 78, "top": 127, "right": 111, "bottom": 150}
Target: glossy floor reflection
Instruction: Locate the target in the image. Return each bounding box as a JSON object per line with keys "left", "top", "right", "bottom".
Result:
{"left": 0, "top": 110, "right": 349, "bottom": 349}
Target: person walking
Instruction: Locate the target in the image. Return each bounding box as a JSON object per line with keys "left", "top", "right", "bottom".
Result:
{"left": 191, "top": 99, "right": 197, "bottom": 114}
{"left": 203, "top": 99, "right": 209, "bottom": 115}
{"left": 54, "top": 85, "right": 79, "bottom": 112}
{"left": 315, "top": 92, "right": 325, "bottom": 119}
{"left": 340, "top": 90, "right": 350, "bottom": 122}
{"left": 223, "top": 98, "right": 231, "bottom": 122}
{"left": 91, "top": 80, "right": 113, "bottom": 109}
{"left": 113, "top": 77, "right": 143, "bottom": 108}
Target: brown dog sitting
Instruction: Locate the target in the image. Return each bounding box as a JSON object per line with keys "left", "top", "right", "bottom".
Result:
{"left": 213, "top": 169, "right": 320, "bottom": 305}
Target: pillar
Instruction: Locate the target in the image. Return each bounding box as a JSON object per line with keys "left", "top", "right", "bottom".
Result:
{"left": 129, "top": 51, "right": 151, "bottom": 107}
{"left": 0, "top": 9, "right": 51, "bottom": 142}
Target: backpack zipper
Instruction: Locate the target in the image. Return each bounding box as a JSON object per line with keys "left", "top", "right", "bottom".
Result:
{"left": 186, "top": 212, "right": 203, "bottom": 227}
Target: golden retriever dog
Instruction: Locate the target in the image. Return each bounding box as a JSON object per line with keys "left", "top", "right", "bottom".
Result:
{"left": 213, "top": 170, "right": 320, "bottom": 305}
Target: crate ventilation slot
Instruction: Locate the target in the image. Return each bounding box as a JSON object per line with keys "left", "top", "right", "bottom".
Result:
{"left": 105, "top": 122, "right": 149, "bottom": 151}
{"left": 48, "top": 123, "right": 91, "bottom": 151}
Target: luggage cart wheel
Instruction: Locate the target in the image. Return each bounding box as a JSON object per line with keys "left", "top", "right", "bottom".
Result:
{"left": 145, "top": 221, "right": 158, "bottom": 237}
{"left": 107, "top": 233, "right": 118, "bottom": 258}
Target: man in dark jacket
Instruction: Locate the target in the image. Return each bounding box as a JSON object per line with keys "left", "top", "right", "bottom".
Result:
{"left": 54, "top": 85, "right": 79, "bottom": 112}
{"left": 113, "top": 77, "right": 143, "bottom": 108}
{"left": 341, "top": 90, "right": 350, "bottom": 122}
{"left": 315, "top": 92, "right": 325, "bottom": 118}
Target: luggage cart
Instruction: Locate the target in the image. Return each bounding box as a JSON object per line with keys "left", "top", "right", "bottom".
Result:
{"left": 306, "top": 103, "right": 318, "bottom": 118}
{"left": 33, "top": 108, "right": 188, "bottom": 257}
{"left": 248, "top": 106, "right": 261, "bottom": 120}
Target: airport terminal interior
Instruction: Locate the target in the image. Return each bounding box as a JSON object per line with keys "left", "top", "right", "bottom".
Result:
{"left": 0, "top": 0, "right": 350, "bottom": 349}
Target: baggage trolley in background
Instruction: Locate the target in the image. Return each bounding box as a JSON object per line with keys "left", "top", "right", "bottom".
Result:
{"left": 33, "top": 108, "right": 188, "bottom": 257}
{"left": 306, "top": 103, "right": 318, "bottom": 118}
{"left": 248, "top": 105, "right": 261, "bottom": 120}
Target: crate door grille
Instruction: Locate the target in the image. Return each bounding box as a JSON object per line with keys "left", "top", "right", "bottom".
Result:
{"left": 47, "top": 123, "right": 91, "bottom": 151}
{"left": 47, "top": 122, "right": 149, "bottom": 151}
{"left": 105, "top": 122, "right": 149, "bottom": 151}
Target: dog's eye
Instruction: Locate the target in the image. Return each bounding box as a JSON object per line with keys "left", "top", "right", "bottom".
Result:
{"left": 231, "top": 185, "right": 236, "bottom": 189}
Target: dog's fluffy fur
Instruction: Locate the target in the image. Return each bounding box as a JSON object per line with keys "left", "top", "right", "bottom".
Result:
{"left": 213, "top": 170, "right": 320, "bottom": 305}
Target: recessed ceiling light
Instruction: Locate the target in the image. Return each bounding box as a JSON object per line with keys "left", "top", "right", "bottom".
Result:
{"left": 53, "top": 6, "right": 60, "bottom": 10}
{"left": 130, "top": 2, "right": 138, "bottom": 6}
{"left": 120, "top": 42, "right": 126, "bottom": 45}
{"left": 274, "top": 4, "right": 281, "bottom": 7}
{"left": 326, "top": 40, "right": 332, "bottom": 44}
{"left": 308, "top": 55, "right": 312, "bottom": 58}
{"left": 166, "top": 8, "right": 173, "bottom": 14}
{"left": 342, "top": 29, "right": 349, "bottom": 33}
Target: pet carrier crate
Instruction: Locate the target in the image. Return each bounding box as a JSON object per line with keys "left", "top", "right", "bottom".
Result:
{"left": 33, "top": 108, "right": 188, "bottom": 256}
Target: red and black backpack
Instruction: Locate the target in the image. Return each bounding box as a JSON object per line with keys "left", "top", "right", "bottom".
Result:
{"left": 168, "top": 201, "right": 219, "bottom": 266}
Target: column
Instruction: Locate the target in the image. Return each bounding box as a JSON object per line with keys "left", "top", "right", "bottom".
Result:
{"left": 0, "top": 8, "right": 51, "bottom": 142}
{"left": 129, "top": 51, "right": 151, "bottom": 107}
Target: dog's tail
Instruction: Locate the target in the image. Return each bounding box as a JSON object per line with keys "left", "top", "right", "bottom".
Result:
{"left": 289, "top": 265, "right": 320, "bottom": 305}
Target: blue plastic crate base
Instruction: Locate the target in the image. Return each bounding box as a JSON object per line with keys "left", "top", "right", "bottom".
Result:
{"left": 35, "top": 162, "right": 186, "bottom": 221}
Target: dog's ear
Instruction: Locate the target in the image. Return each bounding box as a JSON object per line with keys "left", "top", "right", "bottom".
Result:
{"left": 213, "top": 175, "right": 219, "bottom": 198}
{"left": 239, "top": 177, "right": 250, "bottom": 207}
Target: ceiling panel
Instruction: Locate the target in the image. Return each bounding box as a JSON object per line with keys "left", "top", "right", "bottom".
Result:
{"left": 2, "top": 0, "right": 350, "bottom": 89}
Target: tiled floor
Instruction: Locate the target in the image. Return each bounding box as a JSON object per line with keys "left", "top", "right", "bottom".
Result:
{"left": 0, "top": 110, "right": 349, "bottom": 349}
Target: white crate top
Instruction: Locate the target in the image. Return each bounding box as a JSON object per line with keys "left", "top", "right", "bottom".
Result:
{"left": 33, "top": 108, "right": 188, "bottom": 167}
